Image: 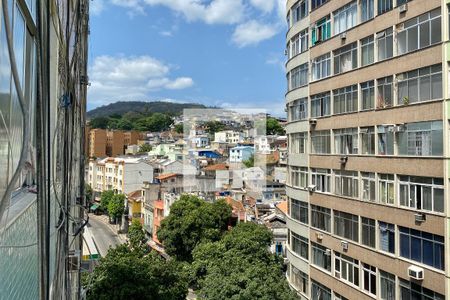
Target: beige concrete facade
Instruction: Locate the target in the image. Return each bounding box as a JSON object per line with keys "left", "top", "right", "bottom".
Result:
{"left": 86, "top": 129, "right": 142, "bottom": 158}
{"left": 285, "top": 0, "right": 450, "bottom": 299}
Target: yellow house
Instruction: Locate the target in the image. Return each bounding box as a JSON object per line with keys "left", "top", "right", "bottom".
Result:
{"left": 127, "top": 190, "right": 143, "bottom": 224}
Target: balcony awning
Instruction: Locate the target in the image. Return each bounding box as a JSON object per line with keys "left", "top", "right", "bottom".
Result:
{"left": 90, "top": 204, "right": 99, "bottom": 211}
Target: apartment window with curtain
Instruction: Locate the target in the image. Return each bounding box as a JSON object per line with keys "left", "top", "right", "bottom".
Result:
{"left": 333, "top": 1, "right": 357, "bottom": 35}
{"left": 361, "top": 0, "right": 374, "bottom": 22}
{"left": 334, "top": 43, "right": 357, "bottom": 74}
{"left": 377, "top": 76, "right": 393, "bottom": 108}
{"left": 377, "top": 125, "right": 394, "bottom": 155}
{"left": 397, "top": 121, "right": 443, "bottom": 156}
{"left": 289, "top": 98, "right": 308, "bottom": 121}
{"left": 333, "top": 85, "right": 357, "bottom": 114}
{"left": 311, "top": 0, "right": 329, "bottom": 10}
{"left": 290, "top": 265, "right": 309, "bottom": 296}
{"left": 334, "top": 128, "right": 358, "bottom": 154}
{"left": 378, "top": 0, "right": 393, "bottom": 15}
{"left": 361, "top": 80, "right": 375, "bottom": 110}
{"left": 311, "top": 280, "right": 331, "bottom": 300}
{"left": 380, "top": 271, "right": 396, "bottom": 300}
{"left": 312, "top": 53, "right": 331, "bottom": 80}
{"left": 291, "top": 232, "right": 309, "bottom": 259}
{"left": 311, "top": 130, "right": 331, "bottom": 154}
{"left": 360, "top": 172, "right": 376, "bottom": 204}
{"left": 290, "top": 166, "right": 308, "bottom": 188}
{"left": 361, "top": 217, "right": 376, "bottom": 247}
{"left": 289, "top": 63, "right": 309, "bottom": 90}
{"left": 377, "top": 28, "right": 393, "bottom": 61}
{"left": 334, "top": 252, "right": 359, "bottom": 286}
{"left": 363, "top": 263, "right": 377, "bottom": 296}
{"left": 399, "top": 176, "right": 444, "bottom": 213}
{"left": 312, "top": 16, "right": 331, "bottom": 45}
{"left": 399, "top": 279, "right": 444, "bottom": 300}
{"left": 378, "top": 174, "right": 394, "bottom": 204}
{"left": 290, "top": 198, "right": 309, "bottom": 224}
{"left": 397, "top": 64, "right": 442, "bottom": 104}
{"left": 334, "top": 211, "right": 359, "bottom": 241}
{"left": 361, "top": 127, "right": 375, "bottom": 155}
{"left": 289, "top": 132, "right": 307, "bottom": 153}
{"left": 397, "top": 9, "right": 441, "bottom": 55}
{"left": 311, "top": 92, "right": 331, "bottom": 117}
{"left": 292, "top": 0, "right": 308, "bottom": 23}
{"left": 361, "top": 36, "right": 374, "bottom": 66}
{"left": 311, "top": 205, "right": 331, "bottom": 232}
{"left": 290, "top": 29, "right": 309, "bottom": 58}
{"left": 379, "top": 222, "right": 395, "bottom": 253}
{"left": 311, "top": 168, "right": 331, "bottom": 193}
{"left": 399, "top": 227, "right": 444, "bottom": 270}
{"left": 311, "top": 243, "right": 331, "bottom": 271}
{"left": 335, "top": 170, "right": 359, "bottom": 198}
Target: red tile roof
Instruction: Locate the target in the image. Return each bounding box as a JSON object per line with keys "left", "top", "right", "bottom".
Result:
{"left": 276, "top": 201, "right": 288, "bottom": 215}
{"left": 156, "top": 173, "right": 178, "bottom": 180}
{"left": 203, "top": 163, "right": 229, "bottom": 171}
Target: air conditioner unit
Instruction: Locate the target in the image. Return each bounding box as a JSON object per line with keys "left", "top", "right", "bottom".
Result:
{"left": 339, "top": 156, "right": 348, "bottom": 164}
{"left": 399, "top": 3, "right": 408, "bottom": 13}
{"left": 316, "top": 232, "right": 323, "bottom": 240}
{"left": 325, "top": 249, "right": 331, "bottom": 256}
{"left": 335, "top": 271, "right": 341, "bottom": 279}
{"left": 341, "top": 241, "right": 349, "bottom": 251}
{"left": 308, "top": 184, "right": 317, "bottom": 192}
{"left": 393, "top": 125, "right": 406, "bottom": 133}
{"left": 414, "top": 213, "right": 426, "bottom": 222}
{"left": 408, "top": 265, "right": 424, "bottom": 280}
{"left": 309, "top": 118, "right": 318, "bottom": 126}
{"left": 68, "top": 250, "right": 81, "bottom": 272}
{"left": 340, "top": 32, "right": 347, "bottom": 40}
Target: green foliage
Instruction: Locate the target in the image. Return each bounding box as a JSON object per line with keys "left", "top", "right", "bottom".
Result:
{"left": 242, "top": 154, "right": 254, "bottom": 168}
{"left": 89, "top": 112, "right": 174, "bottom": 132}
{"left": 108, "top": 194, "right": 125, "bottom": 221}
{"left": 191, "top": 223, "right": 296, "bottom": 300}
{"left": 85, "top": 184, "right": 93, "bottom": 203}
{"left": 85, "top": 244, "right": 188, "bottom": 300}
{"left": 204, "top": 121, "right": 225, "bottom": 134}
{"left": 89, "top": 116, "right": 110, "bottom": 129}
{"left": 133, "top": 113, "right": 173, "bottom": 132}
{"left": 174, "top": 123, "right": 184, "bottom": 134}
{"left": 266, "top": 118, "right": 285, "bottom": 135}
{"left": 128, "top": 219, "right": 147, "bottom": 249}
{"left": 138, "top": 144, "right": 152, "bottom": 153}
{"left": 157, "top": 195, "right": 232, "bottom": 262}
{"left": 100, "top": 190, "right": 114, "bottom": 210}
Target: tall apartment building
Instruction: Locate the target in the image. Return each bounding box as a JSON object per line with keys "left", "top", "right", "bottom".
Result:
{"left": 285, "top": 0, "right": 449, "bottom": 299}
{"left": 87, "top": 128, "right": 141, "bottom": 157}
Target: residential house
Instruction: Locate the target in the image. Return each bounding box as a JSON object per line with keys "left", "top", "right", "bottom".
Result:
{"left": 229, "top": 146, "right": 254, "bottom": 163}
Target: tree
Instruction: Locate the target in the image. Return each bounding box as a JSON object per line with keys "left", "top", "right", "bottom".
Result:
{"left": 128, "top": 219, "right": 147, "bottom": 249}
{"left": 89, "top": 117, "right": 110, "bottom": 129}
{"left": 100, "top": 190, "right": 114, "bottom": 211}
{"left": 138, "top": 144, "right": 152, "bottom": 153}
{"left": 242, "top": 154, "right": 254, "bottom": 168}
{"left": 116, "top": 118, "right": 133, "bottom": 130}
{"left": 108, "top": 194, "right": 125, "bottom": 222}
{"left": 157, "top": 195, "right": 232, "bottom": 262}
{"left": 204, "top": 121, "right": 225, "bottom": 134}
{"left": 84, "top": 244, "right": 188, "bottom": 300}
{"left": 174, "top": 123, "right": 184, "bottom": 134}
{"left": 85, "top": 184, "right": 93, "bottom": 204}
{"left": 191, "top": 223, "right": 297, "bottom": 300}
{"left": 266, "top": 118, "right": 285, "bottom": 135}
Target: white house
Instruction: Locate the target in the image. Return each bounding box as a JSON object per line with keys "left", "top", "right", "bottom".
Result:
{"left": 229, "top": 146, "right": 254, "bottom": 163}
{"left": 190, "top": 136, "right": 210, "bottom": 148}
{"left": 214, "top": 130, "right": 244, "bottom": 144}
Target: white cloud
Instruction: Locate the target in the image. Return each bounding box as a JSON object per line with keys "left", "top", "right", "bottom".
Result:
{"left": 249, "top": 0, "right": 276, "bottom": 13}
{"left": 88, "top": 55, "right": 194, "bottom": 106}
{"left": 111, "top": 0, "right": 146, "bottom": 14}
{"left": 232, "top": 20, "right": 279, "bottom": 47}
{"left": 90, "top": 0, "right": 105, "bottom": 15}
{"left": 159, "top": 30, "right": 173, "bottom": 37}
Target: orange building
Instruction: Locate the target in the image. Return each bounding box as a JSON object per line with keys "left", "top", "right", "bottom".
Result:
{"left": 106, "top": 130, "right": 125, "bottom": 157}
{"left": 86, "top": 128, "right": 143, "bottom": 158}
{"left": 88, "top": 129, "right": 107, "bottom": 158}
{"left": 152, "top": 199, "right": 164, "bottom": 244}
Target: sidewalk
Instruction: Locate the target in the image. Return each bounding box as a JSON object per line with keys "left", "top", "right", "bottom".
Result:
{"left": 89, "top": 213, "right": 128, "bottom": 244}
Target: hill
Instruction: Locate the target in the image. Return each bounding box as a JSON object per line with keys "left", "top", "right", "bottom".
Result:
{"left": 87, "top": 101, "right": 207, "bottom": 119}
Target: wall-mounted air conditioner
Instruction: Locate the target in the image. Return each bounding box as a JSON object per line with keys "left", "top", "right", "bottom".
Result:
{"left": 309, "top": 118, "right": 317, "bottom": 126}
{"left": 408, "top": 265, "right": 424, "bottom": 280}
{"left": 325, "top": 249, "right": 331, "bottom": 256}
{"left": 340, "top": 32, "right": 347, "bottom": 40}
{"left": 339, "top": 156, "right": 348, "bottom": 164}
{"left": 316, "top": 232, "right": 323, "bottom": 240}
{"left": 414, "top": 213, "right": 426, "bottom": 223}
{"left": 308, "top": 184, "right": 317, "bottom": 192}
{"left": 399, "top": 3, "right": 408, "bottom": 13}
{"left": 341, "top": 241, "right": 348, "bottom": 251}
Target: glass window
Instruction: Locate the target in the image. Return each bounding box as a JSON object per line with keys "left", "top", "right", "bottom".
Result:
{"left": 311, "top": 168, "right": 331, "bottom": 193}
{"left": 362, "top": 263, "right": 377, "bottom": 295}
{"left": 290, "top": 198, "right": 309, "bottom": 224}
{"left": 290, "top": 29, "right": 309, "bottom": 58}
{"left": 290, "top": 166, "right": 308, "bottom": 188}
{"left": 311, "top": 205, "right": 331, "bottom": 232}
{"left": 399, "top": 227, "right": 444, "bottom": 270}
{"left": 291, "top": 231, "right": 309, "bottom": 259}
{"left": 399, "top": 279, "right": 444, "bottom": 300}
{"left": 311, "top": 243, "right": 331, "bottom": 271}
{"left": 397, "top": 64, "right": 442, "bottom": 104}
{"left": 289, "top": 63, "right": 309, "bottom": 90}
{"left": 361, "top": 172, "right": 376, "bottom": 202}
{"left": 311, "top": 0, "right": 329, "bottom": 10}
{"left": 292, "top": 0, "right": 308, "bottom": 23}
{"left": 378, "top": 0, "right": 393, "bottom": 15}
{"left": 311, "top": 130, "right": 331, "bottom": 154}
{"left": 380, "top": 271, "right": 396, "bottom": 300}
{"left": 361, "top": 80, "right": 375, "bottom": 110}
{"left": 312, "top": 53, "right": 331, "bottom": 80}
{"left": 334, "top": 252, "right": 359, "bottom": 286}
{"left": 397, "top": 9, "right": 441, "bottom": 55}
{"left": 333, "top": 2, "right": 357, "bottom": 35}
{"left": 290, "top": 264, "right": 309, "bottom": 295}
{"left": 397, "top": 121, "right": 443, "bottom": 156}
{"left": 333, "top": 85, "right": 357, "bottom": 114}
{"left": 361, "top": 217, "right": 376, "bottom": 247}
{"left": 379, "top": 222, "right": 395, "bottom": 254}
{"left": 335, "top": 170, "right": 359, "bottom": 198}
{"left": 288, "top": 98, "right": 308, "bottom": 121}
{"left": 311, "top": 92, "right": 331, "bottom": 117}
{"left": 378, "top": 174, "right": 395, "bottom": 204}
{"left": 361, "top": 36, "right": 374, "bottom": 66}
{"left": 289, "top": 132, "right": 307, "bottom": 154}
{"left": 377, "top": 28, "right": 393, "bottom": 61}
{"left": 361, "top": 127, "right": 375, "bottom": 155}
{"left": 334, "top": 128, "right": 358, "bottom": 154}
{"left": 334, "top": 43, "right": 357, "bottom": 74}
{"left": 361, "top": 0, "right": 374, "bottom": 22}
{"left": 334, "top": 210, "right": 359, "bottom": 241}
{"left": 399, "top": 176, "right": 444, "bottom": 213}
{"left": 311, "top": 280, "right": 331, "bottom": 300}
{"left": 377, "top": 76, "right": 393, "bottom": 108}
{"left": 312, "top": 16, "right": 331, "bottom": 45}
{"left": 377, "top": 125, "right": 394, "bottom": 155}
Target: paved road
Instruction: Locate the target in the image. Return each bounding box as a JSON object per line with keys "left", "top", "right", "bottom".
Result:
{"left": 88, "top": 215, "right": 122, "bottom": 257}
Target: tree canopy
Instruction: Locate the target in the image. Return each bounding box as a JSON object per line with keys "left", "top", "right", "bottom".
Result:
{"left": 138, "top": 144, "right": 152, "bottom": 153}
{"left": 266, "top": 118, "right": 285, "bottom": 135}
{"left": 204, "top": 121, "right": 226, "bottom": 134}
{"left": 88, "top": 112, "right": 174, "bottom": 132}
{"left": 100, "top": 190, "right": 114, "bottom": 210}
{"left": 242, "top": 154, "right": 254, "bottom": 168}
{"left": 128, "top": 219, "right": 147, "bottom": 250}
{"left": 84, "top": 244, "right": 188, "bottom": 300}
{"left": 107, "top": 194, "right": 125, "bottom": 221}
{"left": 156, "top": 195, "right": 232, "bottom": 262}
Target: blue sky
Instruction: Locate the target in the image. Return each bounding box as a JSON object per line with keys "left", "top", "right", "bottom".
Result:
{"left": 88, "top": 0, "right": 287, "bottom": 116}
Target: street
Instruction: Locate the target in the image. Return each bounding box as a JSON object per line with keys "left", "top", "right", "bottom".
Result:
{"left": 87, "top": 214, "right": 124, "bottom": 257}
